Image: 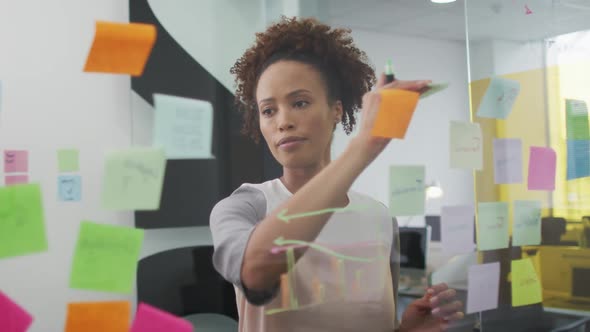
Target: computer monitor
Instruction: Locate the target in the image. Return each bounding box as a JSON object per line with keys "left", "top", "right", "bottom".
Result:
{"left": 399, "top": 226, "right": 431, "bottom": 270}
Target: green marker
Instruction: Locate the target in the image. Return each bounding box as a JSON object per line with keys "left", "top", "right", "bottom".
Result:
{"left": 385, "top": 59, "right": 395, "bottom": 83}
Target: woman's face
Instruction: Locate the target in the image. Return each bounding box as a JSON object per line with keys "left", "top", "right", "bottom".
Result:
{"left": 256, "top": 60, "right": 342, "bottom": 169}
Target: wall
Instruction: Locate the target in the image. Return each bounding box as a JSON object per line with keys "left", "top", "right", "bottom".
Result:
{"left": 0, "top": 1, "right": 133, "bottom": 331}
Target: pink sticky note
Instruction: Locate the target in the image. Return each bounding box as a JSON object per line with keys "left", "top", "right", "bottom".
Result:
{"left": 5, "top": 175, "right": 29, "bottom": 186}
{"left": 130, "top": 303, "right": 193, "bottom": 332}
{"left": 0, "top": 291, "right": 34, "bottom": 332}
{"left": 4, "top": 151, "right": 28, "bottom": 173}
{"left": 528, "top": 146, "right": 556, "bottom": 191}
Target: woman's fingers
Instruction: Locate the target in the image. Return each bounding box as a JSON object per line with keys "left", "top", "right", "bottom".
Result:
{"left": 430, "top": 288, "right": 457, "bottom": 306}
{"left": 443, "top": 311, "right": 465, "bottom": 322}
{"left": 427, "top": 283, "right": 449, "bottom": 297}
{"left": 431, "top": 300, "right": 463, "bottom": 317}
{"left": 382, "top": 79, "right": 432, "bottom": 92}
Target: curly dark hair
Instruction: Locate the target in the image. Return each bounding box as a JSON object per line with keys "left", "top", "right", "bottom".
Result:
{"left": 230, "top": 16, "right": 376, "bottom": 143}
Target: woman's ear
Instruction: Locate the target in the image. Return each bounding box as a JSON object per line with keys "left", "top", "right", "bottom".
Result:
{"left": 333, "top": 100, "right": 343, "bottom": 123}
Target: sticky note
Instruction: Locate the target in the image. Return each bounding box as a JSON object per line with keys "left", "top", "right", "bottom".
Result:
{"left": 567, "top": 140, "right": 590, "bottom": 180}
{"left": 70, "top": 221, "right": 144, "bottom": 293}
{"left": 389, "top": 165, "right": 425, "bottom": 216}
{"left": 467, "top": 262, "right": 500, "bottom": 314}
{"left": 493, "top": 138, "right": 522, "bottom": 184}
{"left": 441, "top": 205, "right": 475, "bottom": 254}
{"left": 58, "top": 175, "right": 82, "bottom": 202}
{"left": 565, "top": 99, "right": 589, "bottom": 140}
{"left": 65, "top": 301, "right": 130, "bottom": 332}
{"left": 101, "top": 147, "right": 166, "bottom": 210}
{"left": 420, "top": 83, "right": 449, "bottom": 99}
{"left": 449, "top": 121, "right": 483, "bottom": 170}
{"left": 477, "top": 202, "right": 509, "bottom": 251}
{"left": 0, "top": 184, "right": 47, "bottom": 259}
{"left": 371, "top": 89, "right": 420, "bottom": 139}
{"left": 130, "top": 303, "right": 193, "bottom": 332}
{"left": 84, "top": 21, "right": 157, "bottom": 76}
{"left": 476, "top": 77, "right": 521, "bottom": 119}
{"left": 153, "top": 94, "right": 214, "bottom": 159}
{"left": 5, "top": 175, "right": 28, "bottom": 185}
{"left": 511, "top": 258, "right": 542, "bottom": 307}
{"left": 527, "top": 146, "right": 556, "bottom": 191}
{"left": 513, "top": 200, "right": 541, "bottom": 246}
{"left": 58, "top": 149, "right": 80, "bottom": 172}
{"left": 4, "top": 150, "right": 28, "bottom": 173}
{"left": 0, "top": 290, "right": 34, "bottom": 332}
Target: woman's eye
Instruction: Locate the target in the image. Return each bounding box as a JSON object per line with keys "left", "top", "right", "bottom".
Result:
{"left": 294, "top": 100, "right": 309, "bottom": 108}
{"left": 261, "top": 108, "right": 273, "bottom": 116}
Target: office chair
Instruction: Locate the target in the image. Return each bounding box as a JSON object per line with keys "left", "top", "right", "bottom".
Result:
{"left": 137, "top": 245, "right": 238, "bottom": 331}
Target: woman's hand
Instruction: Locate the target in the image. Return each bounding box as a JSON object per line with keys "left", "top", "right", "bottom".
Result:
{"left": 399, "top": 283, "right": 464, "bottom": 332}
{"left": 352, "top": 73, "right": 431, "bottom": 163}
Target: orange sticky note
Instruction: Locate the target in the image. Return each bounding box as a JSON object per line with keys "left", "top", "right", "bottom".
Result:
{"left": 65, "top": 301, "right": 130, "bottom": 332}
{"left": 84, "top": 21, "right": 156, "bottom": 76}
{"left": 371, "top": 89, "right": 420, "bottom": 139}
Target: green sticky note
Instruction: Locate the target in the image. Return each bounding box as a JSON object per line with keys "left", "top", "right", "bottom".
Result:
{"left": 70, "top": 221, "right": 144, "bottom": 294}
{"left": 565, "top": 99, "right": 590, "bottom": 140}
{"left": 513, "top": 200, "right": 541, "bottom": 246}
{"left": 0, "top": 184, "right": 48, "bottom": 259}
{"left": 477, "top": 202, "right": 509, "bottom": 251}
{"left": 477, "top": 77, "right": 521, "bottom": 119}
{"left": 511, "top": 258, "right": 542, "bottom": 307}
{"left": 389, "top": 165, "right": 425, "bottom": 216}
{"left": 101, "top": 147, "right": 166, "bottom": 210}
{"left": 58, "top": 149, "right": 80, "bottom": 172}
{"left": 450, "top": 121, "right": 483, "bottom": 170}
{"left": 153, "top": 94, "right": 214, "bottom": 159}
{"left": 420, "top": 83, "right": 449, "bottom": 99}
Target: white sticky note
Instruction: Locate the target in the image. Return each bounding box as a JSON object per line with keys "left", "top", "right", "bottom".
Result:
{"left": 450, "top": 121, "right": 483, "bottom": 170}
{"left": 476, "top": 77, "right": 521, "bottom": 119}
{"left": 441, "top": 205, "right": 475, "bottom": 255}
{"left": 153, "top": 94, "right": 214, "bottom": 159}
{"left": 513, "top": 200, "right": 542, "bottom": 246}
{"left": 493, "top": 138, "right": 523, "bottom": 184}
{"left": 467, "top": 262, "right": 500, "bottom": 314}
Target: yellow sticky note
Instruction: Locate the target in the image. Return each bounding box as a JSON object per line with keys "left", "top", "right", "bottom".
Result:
{"left": 511, "top": 258, "right": 542, "bottom": 307}
{"left": 84, "top": 21, "right": 156, "bottom": 76}
{"left": 65, "top": 301, "right": 130, "bottom": 332}
{"left": 371, "top": 89, "right": 420, "bottom": 139}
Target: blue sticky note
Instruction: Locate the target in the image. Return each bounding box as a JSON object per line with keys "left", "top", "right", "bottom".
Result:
{"left": 477, "top": 77, "right": 521, "bottom": 119}
{"left": 567, "top": 140, "right": 590, "bottom": 180}
{"left": 153, "top": 94, "right": 214, "bottom": 159}
{"left": 58, "top": 175, "right": 82, "bottom": 202}
{"left": 493, "top": 138, "right": 523, "bottom": 184}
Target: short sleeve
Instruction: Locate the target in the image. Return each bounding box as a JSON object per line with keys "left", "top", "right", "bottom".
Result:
{"left": 210, "top": 185, "right": 279, "bottom": 305}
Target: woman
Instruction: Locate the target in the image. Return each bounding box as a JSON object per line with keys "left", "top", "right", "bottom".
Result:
{"left": 211, "top": 17, "right": 464, "bottom": 331}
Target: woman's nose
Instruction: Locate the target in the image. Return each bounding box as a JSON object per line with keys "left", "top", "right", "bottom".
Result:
{"left": 277, "top": 110, "right": 295, "bottom": 131}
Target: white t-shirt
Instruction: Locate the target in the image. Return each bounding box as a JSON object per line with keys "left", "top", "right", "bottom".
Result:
{"left": 210, "top": 178, "right": 400, "bottom": 332}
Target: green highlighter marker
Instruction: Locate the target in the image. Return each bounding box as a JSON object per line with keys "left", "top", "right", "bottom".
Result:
{"left": 385, "top": 59, "right": 395, "bottom": 83}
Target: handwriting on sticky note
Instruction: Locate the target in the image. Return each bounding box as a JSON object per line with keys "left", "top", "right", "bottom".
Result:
{"left": 58, "top": 149, "right": 80, "bottom": 172}
{"left": 371, "top": 89, "right": 420, "bottom": 139}
{"left": 84, "top": 21, "right": 156, "bottom": 76}
{"left": 441, "top": 205, "right": 475, "bottom": 254}
{"left": 477, "top": 202, "right": 509, "bottom": 251}
{"left": 153, "top": 94, "right": 214, "bottom": 159}
{"left": 467, "top": 262, "right": 500, "bottom": 314}
{"left": 58, "top": 175, "right": 82, "bottom": 202}
{"left": 69, "top": 221, "right": 144, "bottom": 293}
{"left": 0, "top": 290, "right": 34, "bottom": 332}
{"left": 5, "top": 175, "right": 28, "bottom": 185}
{"left": 101, "top": 148, "right": 166, "bottom": 210}
{"left": 389, "top": 165, "right": 425, "bottom": 216}
{"left": 513, "top": 200, "right": 541, "bottom": 246}
{"left": 527, "top": 146, "right": 556, "bottom": 191}
{"left": 493, "top": 138, "right": 522, "bottom": 184}
{"left": 0, "top": 184, "right": 48, "bottom": 259}
{"left": 477, "top": 77, "right": 521, "bottom": 119}
{"left": 4, "top": 150, "right": 28, "bottom": 173}
{"left": 450, "top": 121, "right": 483, "bottom": 170}
{"left": 567, "top": 139, "right": 590, "bottom": 180}
{"left": 65, "top": 301, "right": 130, "bottom": 332}
{"left": 511, "top": 258, "right": 542, "bottom": 307}
{"left": 131, "top": 303, "right": 193, "bottom": 332}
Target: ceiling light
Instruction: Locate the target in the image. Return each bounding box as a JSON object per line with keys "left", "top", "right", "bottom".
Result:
{"left": 431, "top": 0, "right": 457, "bottom": 3}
